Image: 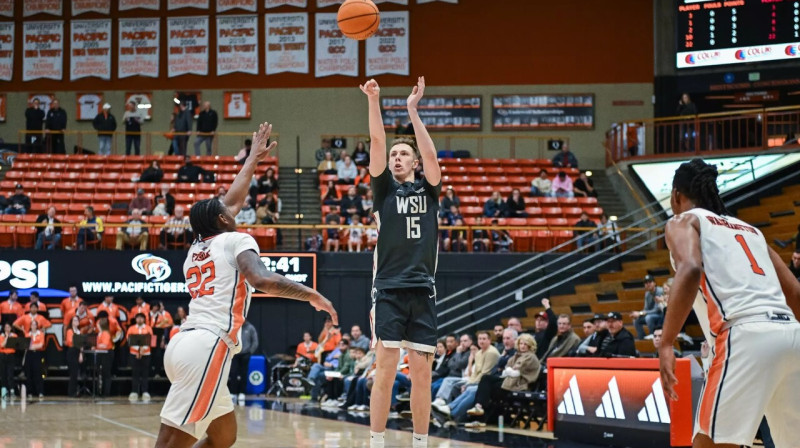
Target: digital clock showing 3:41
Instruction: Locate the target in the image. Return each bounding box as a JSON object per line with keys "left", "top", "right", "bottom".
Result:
{"left": 253, "top": 253, "right": 317, "bottom": 297}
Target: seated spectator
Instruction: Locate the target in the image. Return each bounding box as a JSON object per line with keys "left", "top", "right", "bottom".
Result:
{"left": 490, "top": 219, "right": 513, "bottom": 252}
{"left": 340, "top": 187, "right": 363, "bottom": 218}
{"left": 440, "top": 187, "right": 460, "bottom": 217}
{"left": 234, "top": 139, "right": 252, "bottom": 164}
{"left": 255, "top": 167, "right": 279, "bottom": 196}
{"left": 322, "top": 180, "right": 341, "bottom": 206}
{"left": 75, "top": 206, "right": 104, "bottom": 250}
{"left": 530, "top": 170, "right": 552, "bottom": 197}
{"left": 318, "top": 152, "right": 338, "bottom": 175}
{"left": 572, "top": 318, "right": 598, "bottom": 356}
{"left": 581, "top": 314, "right": 609, "bottom": 356}
{"left": 446, "top": 205, "right": 463, "bottom": 224}
{"left": 365, "top": 218, "right": 378, "bottom": 251}
{"left": 472, "top": 216, "right": 491, "bottom": 252}
{"left": 349, "top": 325, "right": 369, "bottom": 351}
{"left": 35, "top": 205, "right": 62, "bottom": 250}
{"left": 257, "top": 192, "right": 281, "bottom": 226}
{"left": 483, "top": 192, "right": 506, "bottom": 218}
{"left": 314, "top": 138, "right": 333, "bottom": 163}
{"left": 4, "top": 184, "right": 30, "bottom": 215}
{"left": 432, "top": 331, "right": 500, "bottom": 417}
{"left": 235, "top": 198, "right": 257, "bottom": 225}
{"left": 154, "top": 185, "right": 175, "bottom": 216}
{"left": 309, "top": 337, "right": 349, "bottom": 402}
{"left": 352, "top": 141, "right": 369, "bottom": 166}
{"left": 337, "top": 156, "right": 358, "bottom": 185}
{"left": 632, "top": 275, "right": 664, "bottom": 340}
{"left": 597, "top": 214, "right": 621, "bottom": 250}
{"left": 317, "top": 316, "right": 342, "bottom": 358}
{"left": 505, "top": 188, "right": 528, "bottom": 217}
{"left": 296, "top": 332, "right": 319, "bottom": 365}
{"left": 129, "top": 188, "right": 153, "bottom": 215}
{"left": 343, "top": 348, "right": 377, "bottom": 411}
{"left": 550, "top": 171, "right": 574, "bottom": 198}
{"left": 574, "top": 212, "right": 598, "bottom": 251}
{"left": 551, "top": 143, "right": 579, "bottom": 168}
{"left": 177, "top": 156, "right": 203, "bottom": 183}
{"left": 596, "top": 312, "right": 636, "bottom": 357}
{"left": 540, "top": 314, "right": 582, "bottom": 362}
{"left": 116, "top": 209, "right": 149, "bottom": 250}
{"left": 354, "top": 167, "right": 371, "bottom": 191}
{"left": 335, "top": 149, "right": 348, "bottom": 164}
{"left": 159, "top": 205, "right": 192, "bottom": 249}
{"left": 139, "top": 161, "right": 163, "bottom": 183}
{"left": 325, "top": 213, "right": 341, "bottom": 252}
{"left": 573, "top": 171, "right": 597, "bottom": 198}
{"left": 439, "top": 216, "right": 451, "bottom": 252}
{"left": 450, "top": 218, "right": 468, "bottom": 252}
{"left": 361, "top": 190, "right": 374, "bottom": 216}
{"left": 506, "top": 316, "right": 523, "bottom": 334}
{"left": 430, "top": 334, "right": 469, "bottom": 396}
{"left": 348, "top": 216, "right": 363, "bottom": 252}
{"left": 789, "top": 251, "right": 800, "bottom": 280}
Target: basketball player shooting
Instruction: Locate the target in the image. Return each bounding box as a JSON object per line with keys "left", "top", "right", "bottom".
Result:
{"left": 659, "top": 159, "right": 800, "bottom": 448}
{"left": 155, "top": 122, "right": 338, "bottom": 448}
{"left": 360, "top": 77, "right": 441, "bottom": 448}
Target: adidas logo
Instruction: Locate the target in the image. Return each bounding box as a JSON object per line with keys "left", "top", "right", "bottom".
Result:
{"left": 595, "top": 377, "right": 625, "bottom": 419}
{"left": 637, "top": 378, "right": 671, "bottom": 424}
{"left": 556, "top": 375, "right": 584, "bottom": 416}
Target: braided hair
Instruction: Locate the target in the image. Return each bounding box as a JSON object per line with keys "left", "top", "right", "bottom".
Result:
{"left": 189, "top": 198, "right": 227, "bottom": 241}
{"left": 672, "top": 158, "right": 730, "bottom": 216}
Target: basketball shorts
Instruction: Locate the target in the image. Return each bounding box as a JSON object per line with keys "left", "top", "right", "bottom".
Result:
{"left": 160, "top": 329, "right": 234, "bottom": 440}
{"left": 370, "top": 287, "right": 437, "bottom": 354}
{"left": 695, "top": 320, "right": 800, "bottom": 447}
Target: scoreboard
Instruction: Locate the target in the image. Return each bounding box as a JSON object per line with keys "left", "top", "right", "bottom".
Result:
{"left": 676, "top": 0, "right": 800, "bottom": 68}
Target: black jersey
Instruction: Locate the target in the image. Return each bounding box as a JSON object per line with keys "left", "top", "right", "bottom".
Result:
{"left": 371, "top": 167, "right": 441, "bottom": 291}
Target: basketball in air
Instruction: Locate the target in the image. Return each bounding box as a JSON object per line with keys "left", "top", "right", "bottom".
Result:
{"left": 337, "top": 0, "right": 381, "bottom": 40}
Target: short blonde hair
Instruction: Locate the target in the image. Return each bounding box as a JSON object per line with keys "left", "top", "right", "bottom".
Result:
{"left": 515, "top": 333, "right": 537, "bottom": 353}
{"left": 390, "top": 137, "right": 419, "bottom": 159}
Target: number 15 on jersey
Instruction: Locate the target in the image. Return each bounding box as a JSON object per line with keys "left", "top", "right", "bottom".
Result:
{"left": 406, "top": 217, "right": 420, "bottom": 239}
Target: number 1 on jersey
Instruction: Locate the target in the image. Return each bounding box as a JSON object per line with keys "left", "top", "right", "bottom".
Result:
{"left": 406, "top": 216, "right": 420, "bottom": 239}
{"left": 734, "top": 234, "right": 766, "bottom": 276}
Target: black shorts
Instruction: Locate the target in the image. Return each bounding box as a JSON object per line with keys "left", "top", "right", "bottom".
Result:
{"left": 370, "top": 287, "right": 437, "bottom": 354}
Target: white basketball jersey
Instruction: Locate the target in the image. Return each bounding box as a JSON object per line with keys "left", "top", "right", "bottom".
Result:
{"left": 672, "top": 208, "right": 791, "bottom": 337}
{"left": 78, "top": 94, "right": 101, "bottom": 120}
{"left": 182, "top": 231, "right": 259, "bottom": 353}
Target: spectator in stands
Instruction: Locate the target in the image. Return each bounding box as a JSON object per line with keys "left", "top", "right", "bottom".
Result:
{"left": 318, "top": 152, "right": 338, "bottom": 175}
{"left": 139, "top": 161, "right": 164, "bottom": 183}
{"left": 361, "top": 190, "right": 374, "bottom": 216}
{"left": 430, "top": 335, "right": 466, "bottom": 396}
{"left": 335, "top": 149, "right": 348, "bottom": 164}
{"left": 574, "top": 212, "right": 598, "bottom": 251}
{"left": 322, "top": 180, "right": 340, "bottom": 206}
{"left": 4, "top": 184, "right": 30, "bottom": 215}
{"left": 506, "top": 188, "right": 528, "bottom": 217}
{"left": 315, "top": 138, "right": 334, "bottom": 163}
{"left": 354, "top": 167, "right": 371, "bottom": 192}
{"left": 235, "top": 198, "right": 257, "bottom": 225}
{"left": 45, "top": 98, "right": 67, "bottom": 154}
{"left": 789, "top": 251, "right": 800, "bottom": 280}
{"left": 296, "top": 331, "right": 319, "bottom": 365}
{"left": 597, "top": 312, "right": 636, "bottom": 357}
{"left": 129, "top": 188, "right": 153, "bottom": 215}
{"left": 159, "top": 205, "right": 192, "bottom": 249}
{"left": 677, "top": 93, "right": 697, "bottom": 152}
{"left": 348, "top": 216, "right": 364, "bottom": 252}
{"left": 440, "top": 187, "right": 460, "bottom": 218}
{"left": 254, "top": 167, "right": 279, "bottom": 197}
{"left": 349, "top": 325, "right": 369, "bottom": 351}
{"left": 325, "top": 213, "right": 341, "bottom": 252}
{"left": 484, "top": 191, "right": 506, "bottom": 218}
{"left": 25, "top": 98, "right": 45, "bottom": 153}
{"left": 127, "top": 312, "right": 154, "bottom": 402}
{"left": 194, "top": 101, "right": 218, "bottom": 156}
{"left": 433, "top": 331, "right": 500, "bottom": 417}
{"left": 76, "top": 206, "right": 104, "bottom": 250}
{"left": 123, "top": 101, "right": 142, "bottom": 156}
{"left": 632, "top": 275, "right": 664, "bottom": 339}
{"left": 550, "top": 171, "right": 574, "bottom": 198}
{"left": 93, "top": 103, "right": 117, "bottom": 156}
{"left": 234, "top": 139, "right": 252, "bottom": 164}
{"left": 532, "top": 299, "right": 557, "bottom": 359}
{"left": 24, "top": 319, "right": 45, "bottom": 399}
{"left": 35, "top": 205, "right": 61, "bottom": 250}
{"left": 64, "top": 315, "right": 83, "bottom": 397}
{"left": 530, "top": 170, "right": 552, "bottom": 197}
{"left": 551, "top": 142, "right": 578, "bottom": 169}
{"left": 310, "top": 337, "right": 348, "bottom": 402}
{"left": 24, "top": 292, "right": 47, "bottom": 317}
{"left": 573, "top": 318, "right": 597, "bottom": 356}
{"left": 541, "top": 314, "right": 582, "bottom": 362}
{"left": 317, "top": 316, "right": 342, "bottom": 359}
{"left": 451, "top": 218, "right": 468, "bottom": 252}
{"left": 352, "top": 141, "right": 370, "bottom": 166}
{"left": 439, "top": 216, "right": 451, "bottom": 252}
{"left": 597, "top": 214, "right": 621, "bottom": 250}
{"left": 116, "top": 208, "right": 148, "bottom": 250}
{"left": 229, "top": 320, "right": 258, "bottom": 404}
{"left": 172, "top": 101, "right": 192, "bottom": 156}
{"left": 12, "top": 302, "right": 50, "bottom": 335}
{"left": 446, "top": 205, "right": 463, "bottom": 225}
{"left": 258, "top": 191, "right": 282, "bottom": 226}
{"left": 492, "top": 325, "right": 505, "bottom": 352}
{"left": 490, "top": 219, "right": 513, "bottom": 252}
{"left": 573, "top": 171, "right": 597, "bottom": 198}
{"left": 177, "top": 156, "right": 203, "bottom": 183}
{"left": 337, "top": 156, "right": 358, "bottom": 185}
{"left": 340, "top": 186, "right": 363, "bottom": 219}
{"left": 472, "top": 216, "right": 491, "bottom": 252}
{"left": 154, "top": 185, "right": 175, "bottom": 216}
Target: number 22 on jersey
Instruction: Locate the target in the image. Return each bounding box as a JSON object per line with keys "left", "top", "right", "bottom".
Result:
{"left": 187, "top": 261, "right": 216, "bottom": 299}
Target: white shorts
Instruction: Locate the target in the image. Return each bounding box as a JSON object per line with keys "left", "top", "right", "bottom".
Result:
{"left": 160, "top": 329, "right": 234, "bottom": 440}
{"left": 695, "top": 321, "right": 800, "bottom": 447}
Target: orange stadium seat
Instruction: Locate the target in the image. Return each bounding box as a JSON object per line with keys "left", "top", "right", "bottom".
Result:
{"left": 585, "top": 207, "right": 604, "bottom": 218}
{"left": 526, "top": 217, "right": 547, "bottom": 227}
{"left": 546, "top": 217, "right": 568, "bottom": 228}
{"left": 563, "top": 207, "right": 584, "bottom": 219}
{"left": 538, "top": 197, "right": 558, "bottom": 206}
{"left": 533, "top": 230, "right": 553, "bottom": 252}
{"left": 542, "top": 207, "right": 563, "bottom": 218}
{"left": 558, "top": 197, "right": 578, "bottom": 206}
{"left": 525, "top": 207, "right": 543, "bottom": 216}
{"left": 576, "top": 197, "right": 598, "bottom": 206}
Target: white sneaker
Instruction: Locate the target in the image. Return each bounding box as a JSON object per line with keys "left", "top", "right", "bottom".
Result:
{"left": 432, "top": 398, "right": 446, "bottom": 407}
{"left": 238, "top": 393, "right": 246, "bottom": 403}
{"left": 388, "top": 411, "right": 401, "bottom": 419}
{"left": 432, "top": 403, "right": 450, "bottom": 415}
{"left": 128, "top": 392, "right": 138, "bottom": 402}
{"left": 142, "top": 392, "right": 151, "bottom": 402}
{"left": 347, "top": 404, "right": 359, "bottom": 411}
{"left": 356, "top": 404, "right": 369, "bottom": 411}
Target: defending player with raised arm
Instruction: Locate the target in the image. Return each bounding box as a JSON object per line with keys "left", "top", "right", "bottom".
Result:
{"left": 360, "top": 77, "right": 441, "bottom": 448}
{"left": 155, "top": 123, "right": 337, "bottom": 448}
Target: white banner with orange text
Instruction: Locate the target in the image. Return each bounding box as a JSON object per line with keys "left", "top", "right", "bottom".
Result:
{"left": 0, "top": 1, "right": 13, "bottom": 18}
{"left": 23, "top": 0, "right": 62, "bottom": 17}
{"left": 0, "top": 22, "right": 12, "bottom": 81}
{"left": 119, "top": 0, "right": 160, "bottom": 11}
{"left": 366, "top": 11, "right": 408, "bottom": 76}
{"left": 168, "top": 0, "right": 209, "bottom": 10}
{"left": 118, "top": 18, "right": 160, "bottom": 78}
{"left": 217, "top": 0, "right": 257, "bottom": 12}
{"left": 70, "top": 19, "right": 112, "bottom": 81}
{"left": 266, "top": 13, "right": 308, "bottom": 74}
{"left": 23, "top": 21, "right": 63, "bottom": 81}
{"left": 315, "top": 13, "right": 358, "bottom": 78}
{"left": 168, "top": 16, "right": 209, "bottom": 77}
{"left": 72, "top": 0, "right": 110, "bottom": 15}
{"left": 266, "top": 0, "right": 306, "bottom": 8}
{"left": 217, "top": 15, "right": 259, "bottom": 75}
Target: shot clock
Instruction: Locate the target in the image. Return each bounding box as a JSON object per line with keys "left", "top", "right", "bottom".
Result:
{"left": 253, "top": 253, "right": 317, "bottom": 296}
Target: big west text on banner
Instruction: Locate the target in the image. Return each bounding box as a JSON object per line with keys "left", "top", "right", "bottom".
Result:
{"left": 72, "top": 0, "right": 110, "bottom": 15}
{"left": 315, "top": 13, "right": 358, "bottom": 78}
{"left": 0, "top": 0, "right": 13, "bottom": 18}
{"left": 23, "top": 21, "right": 63, "bottom": 81}
{"left": 23, "top": 0, "right": 62, "bottom": 17}
{"left": 168, "top": 0, "right": 209, "bottom": 9}
{"left": 217, "top": 15, "right": 258, "bottom": 76}
{"left": 217, "top": 0, "right": 257, "bottom": 12}
{"left": 119, "top": 0, "right": 159, "bottom": 10}
{"left": 118, "top": 18, "right": 159, "bottom": 79}
{"left": 366, "top": 11, "right": 408, "bottom": 76}
{"left": 266, "top": 13, "right": 308, "bottom": 74}
{"left": 71, "top": 19, "right": 111, "bottom": 81}
{"left": 168, "top": 16, "right": 209, "bottom": 77}
{"left": 266, "top": 0, "right": 306, "bottom": 8}
{"left": 0, "top": 22, "right": 12, "bottom": 81}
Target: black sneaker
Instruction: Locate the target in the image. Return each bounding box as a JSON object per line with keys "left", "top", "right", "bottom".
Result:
{"left": 395, "top": 392, "right": 411, "bottom": 402}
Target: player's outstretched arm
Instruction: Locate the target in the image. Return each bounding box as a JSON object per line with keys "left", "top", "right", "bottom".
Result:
{"left": 767, "top": 246, "right": 800, "bottom": 319}
{"left": 236, "top": 249, "right": 338, "bottom": 324}
{"left": 407, "top": 76, "right": 441, "bottom": 186}
{"left": 224, "top": 122, "right": 278, "bottom": 216}
{"left": 360, "top": 79, "right": 386, "bottom": 177}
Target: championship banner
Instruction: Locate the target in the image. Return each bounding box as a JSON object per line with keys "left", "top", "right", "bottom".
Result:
{"left": 72, "top": 0, "right": 110, "bottom": 15}
{"left": 119, "top": 0, "right": 160, "bottom": 11}
{"left": 0, "top": 22, "right": 12, "bottom": 81}
{"left": 217, "top": 0, "right": 257, "bottom": 12}
{"left": 416, "top": 0, "right": 457, "bottom": 3}
{"left": 119, "top": 18, "right": 159, "bottom": 79}
{"left": 265, "top": 13, "right": 308, "bottom": 75}
{"left": 315, "top": 13, "right": 358, "bottom": 78}
{"left": 167, "top": 16, "right": 209, "bottom": 77}
{"left": 375, "top": 0, "right": 408, "bottom": 4}
{"left": 70, "top": 19, "right": 111, "bottom": 81}
{"left": 265, "top": 0, "right": 306, "bottom": 8}
{"left": 167, "top": 0, "right": 209, "bottom": 10}
{"left": 0, "top": 0, "right": 13, "bottom": 18}
{"left": 366, "top": 10, "right": 408, "bottom": 76}
{"left": 23, "top": 0, "right": 62, "bottom": 17}
{"left": 217, "top": 15, "right": 258, "bottom": 76}
{"left": 316, "top": 0, "right": 342, "bottom": 7}
{"left": 22, "top": 21, "right": 63, "bottom": 81}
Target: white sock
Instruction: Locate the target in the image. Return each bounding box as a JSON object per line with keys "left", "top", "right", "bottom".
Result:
{"left": 412, "top": 433, "right": 428, "bottom": 448}
{"left": 370, "top": 431, "right": 385, "bottom": 448}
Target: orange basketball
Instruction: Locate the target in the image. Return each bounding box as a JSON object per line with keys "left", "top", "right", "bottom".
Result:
{"left": 337, "top": 0, "right": 380, "bottom": 40}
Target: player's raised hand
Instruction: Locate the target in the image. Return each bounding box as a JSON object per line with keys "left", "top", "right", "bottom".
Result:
{"left": 407, "top": 76, "right": 426, "bottom": 109}
{"left": 249, "top": 122, "right": 278, "bottom": 163}
{"left": 310, "top": 293, "right": 339, "bottom": 326}
{"left": 359, "top": 79, "right": 380, "bottom": 98}
{"left": 658, "top": 345, "right": 679, "bottom": 401}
